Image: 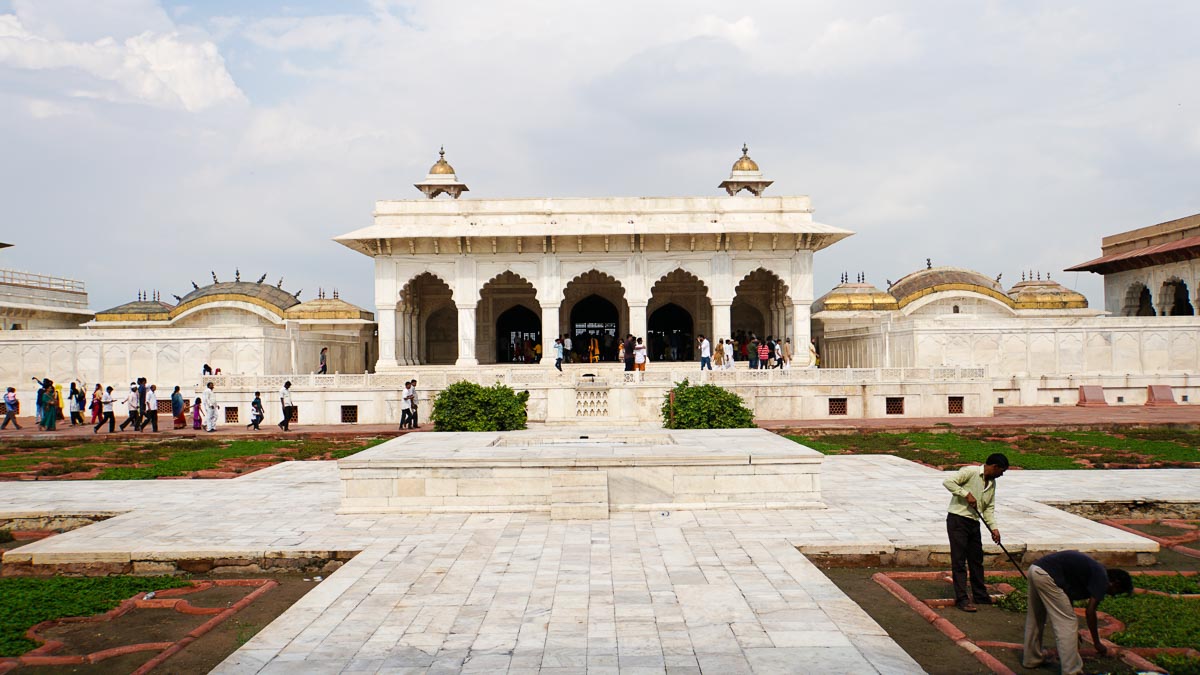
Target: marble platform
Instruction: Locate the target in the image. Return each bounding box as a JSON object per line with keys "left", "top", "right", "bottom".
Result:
{"left": 338, "top": 429, "right": 824, "bottom": 518}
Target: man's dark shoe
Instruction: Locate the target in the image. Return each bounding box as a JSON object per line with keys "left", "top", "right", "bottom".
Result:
{"left": 974, "top": 596, "right": 994, "bottom": 605}
{"left": 957, "top": 602, "right": 978, "bottom": 613}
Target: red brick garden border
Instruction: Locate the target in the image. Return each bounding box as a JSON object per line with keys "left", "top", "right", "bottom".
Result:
{"left": 0, "top": 578, "right": 277, "bottom": 674}
{"left": 1100, "top": 518, "right": 1200, "bottom": 558}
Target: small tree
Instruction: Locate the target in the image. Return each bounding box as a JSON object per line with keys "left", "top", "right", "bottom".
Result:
{"left": 661, "top": 379, "right": 755, "bottom": 429}
{"left": 431, "top": 381, "right": 529, "bottom": 431}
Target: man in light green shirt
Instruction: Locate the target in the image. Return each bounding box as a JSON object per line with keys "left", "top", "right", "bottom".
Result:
{"left": 943, "top": 453, "right": 1009, "bottom": 612}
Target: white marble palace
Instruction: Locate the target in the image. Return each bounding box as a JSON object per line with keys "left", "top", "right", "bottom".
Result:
{"left": 335, "top": 146, "right": 848, "bottom": 370}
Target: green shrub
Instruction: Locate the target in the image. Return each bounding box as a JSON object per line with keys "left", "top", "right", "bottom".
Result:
{"left": 661, "top": 379, "right": 754, "bottom": 429}
{"left": 0, "top": 530, "right": 13, "bottom": 544}
{"left": 431, "top": 381, "right": 529, "bottom": 432}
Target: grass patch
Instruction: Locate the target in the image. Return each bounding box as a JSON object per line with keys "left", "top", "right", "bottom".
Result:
{"left": 0, "top": 576, "right": 191, "bottom": 656}
{"left": 787, "top": 429, "right": 1200, "bottom": 469}
{"left": 97, "top": 440, "right": 294, "bottom": 479}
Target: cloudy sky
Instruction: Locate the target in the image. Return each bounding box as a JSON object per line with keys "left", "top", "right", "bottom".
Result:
{"left": 2, "top": 0, "right": 1199, "bottom": 311}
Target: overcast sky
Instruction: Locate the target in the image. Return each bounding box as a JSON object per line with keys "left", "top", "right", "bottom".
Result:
{"left": 2, "top": 0, "right": 1199, "bottom": 312}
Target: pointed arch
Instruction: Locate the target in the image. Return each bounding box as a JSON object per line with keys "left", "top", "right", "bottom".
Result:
{"left": 1122, "top": 282, "right": 1154, "bottom": 316}
{"left": 479, "top": 271, "right": 540, "bottom": 364}
{"left": 732, "top": 268, "right": 791, "bottom": 340}
{"left": 561, "top": 270, "right": 628, "bottom": 362}
{"left": 399, "top": 272, "right": 456, "bottom": 364}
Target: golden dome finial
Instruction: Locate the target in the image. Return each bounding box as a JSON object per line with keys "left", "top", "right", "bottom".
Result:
{"left": 429, "top": 146, "right": 455, "bottom": 175}
{"left": 732, "top": 144, "right": 759, "bottom": 172}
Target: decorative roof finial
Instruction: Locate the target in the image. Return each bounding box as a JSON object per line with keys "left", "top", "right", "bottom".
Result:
{"left": 333, "top": 288, "right": 339, "bottom": 300}
{"left": 720, "top": 143, "right": 772, "bottom": 196}
{"left": 741, "top": 143, "right": 749, "bottom": 157}
{"left": 257, "top": 273, "right": 267, "bottom": 284}
{"left": 1047, "top": 271, "right": 1051, "bottom": 279}
{"left": 995, "top": 273, "right": 1002, "bottom": 283}
{"left": 277, "top": 277, "right": 284, "bottom": 288}
{"left": 926, "top": 258, "right": 932, "bottom": 270}
{"left": 235, "top": 268, "right": 241, "bottom": 282}
{"left": 1021, "top": 271, "right": 1026, "bottom": 281}
{"left": 1036, "top": 271, "right": 1041, "bottom": 281}
{"left": 173, "top": 294, "right": 182, "bottom": 302}
{"left": 295, "top": 289, "right": 302, "bottom": 300}
{"left": 191, "top": 280, "right": 199, "bottom": 290}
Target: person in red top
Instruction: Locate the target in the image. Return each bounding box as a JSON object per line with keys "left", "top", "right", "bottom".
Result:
{"left": 756, "top": 341, "right": 770, "bottom": 369}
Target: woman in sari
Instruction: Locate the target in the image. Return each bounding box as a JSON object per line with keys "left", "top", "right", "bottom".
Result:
{"left": 171, "top": 386, "right": 186, "bottom": 429}
{"left": 40, "top": 380, "right": 58, "bottom": 430}
{"left": 192, "top": 397, "right": 203, "bottom": 430}
{"left": 90, "top": 384, "right": 103, "bottom": 424}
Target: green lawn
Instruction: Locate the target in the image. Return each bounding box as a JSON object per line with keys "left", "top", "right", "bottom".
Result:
{"left": 0, "top": 576, "right": 192, "bottom": 656}
{"left": 787, "top": 429, "right": 1200, "bottom": 470}
{"left": 0, "top": 437, "right": 387, "bottom": 480}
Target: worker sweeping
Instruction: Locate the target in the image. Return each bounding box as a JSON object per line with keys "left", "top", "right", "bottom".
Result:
{"left": 1022, "top": 550, "right": 1132, "bottom": 674}
{"left": 942, "top": 452, "right": 1009, "bottom": 612}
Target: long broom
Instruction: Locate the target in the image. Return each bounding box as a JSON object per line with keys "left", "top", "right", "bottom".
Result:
{"left": 971, "top": 502, "right": 1027, "bottom": 581}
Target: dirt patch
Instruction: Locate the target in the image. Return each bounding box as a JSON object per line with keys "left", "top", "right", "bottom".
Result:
{"left": 6, "top": 574, "right": 316, "bottom": 674}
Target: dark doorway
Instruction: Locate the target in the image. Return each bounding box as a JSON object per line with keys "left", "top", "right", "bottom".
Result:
{"left": 496, "top": 305, "right": 541, "bottom": 363}
{"left": 570, "top": 295, "right": 618, "bottom": 362}
{"left": 424, "top": 306, "right": 458, "bottom": 364}
{"left": 1167, "top": 281, "right": 1194, "bottom": 316}
{"left": 648, "top": 303, "right": 693, "bottom": 361}
{"left": 1137, "top": 286, "right": 1155, "bottom": 316}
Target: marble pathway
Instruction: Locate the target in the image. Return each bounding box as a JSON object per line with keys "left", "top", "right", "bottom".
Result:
{"left": 2, "top": 457, "right": 1197, "bottom": 674}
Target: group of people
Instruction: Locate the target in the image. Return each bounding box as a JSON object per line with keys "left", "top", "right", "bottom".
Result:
{"left": 545, "top": 329, "right": 820, "bottom": 373}
{"left": 944, "top": 453, "right": 1133, "bottom": 674}
{"left": 1, "top": 376, "right": 301, "bottom": 435}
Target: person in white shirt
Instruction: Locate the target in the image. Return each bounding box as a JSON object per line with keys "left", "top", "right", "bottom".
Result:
{"left": 119, "top": 384, "right": 140, "bottom": 431}
{"left": 723, "top": 339, "right": 734, "bottom": 370}
{"left": 562, "top": 334, "right": 573, "bottom": 363}
{"left": 410, "top": 379, "right": 420, "bottom": 428}
{"left": 278, "top": 381, "right": 294, "bottom": 431}
{"left": 93, "top": 386, "right": 115, "bottom": 433}
{"left": 697, "top": 334, "right": 713, "bottom": 370}
{"left": 138, "top": 384, "right": 159, "bottom": 432}
{"left": 400, "top": 381, "right": 414, "bottom": 429}
{"left": 633, "top": 337, "right": 648, "bottom": 371}
{"left": 202, "top": 382, "right": 219, "bottom": 432}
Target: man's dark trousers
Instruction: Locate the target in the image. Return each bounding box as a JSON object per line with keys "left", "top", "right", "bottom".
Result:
{"left": 624, "top": 358, "right": 635, "bottom": 372}
{"left": 140, "top": 411, "right": 158, "bottom": 432}
{"left": 947, "top": 513, "right": 989, "bottom": 606}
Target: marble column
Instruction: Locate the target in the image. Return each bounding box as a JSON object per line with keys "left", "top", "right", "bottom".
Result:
{"left": 541, "top": 303, "right": 560, "bottom": 367}
{"left": 375, "top": 306, "right": 398, "bottom": 371}
{"left": 791, "top": 301, "right": 813, "bottom": 367}
{"left": 712, "top": 300, "right": 732, "bottom": 342}
{"left": 395, "top": 307, "right": 409, "bottom": 366}
{"left": 628, "top": 302, "right": 648, "bottom": 341}
{"left": 408, "top": 310, "right": 420, "bottom": 365}
{"left": 456, "top": 304, "right": 478, "bottom": 366}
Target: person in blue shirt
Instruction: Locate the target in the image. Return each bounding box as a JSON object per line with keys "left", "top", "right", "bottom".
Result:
{"left": 1023, "top": 550, "right": 1132, "bottom": 674}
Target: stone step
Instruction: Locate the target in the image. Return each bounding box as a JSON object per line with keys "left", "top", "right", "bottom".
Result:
{"left": 550, "top": 469, "right": 609, "bottom": 520}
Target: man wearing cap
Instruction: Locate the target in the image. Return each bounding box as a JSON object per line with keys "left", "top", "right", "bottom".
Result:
{"left": 942, "top": 452, "right": 1009, "bottom": 612}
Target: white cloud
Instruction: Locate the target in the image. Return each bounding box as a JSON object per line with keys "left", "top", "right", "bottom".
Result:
{"left": 0, "top": 13, "right": 243, "bottom": 111}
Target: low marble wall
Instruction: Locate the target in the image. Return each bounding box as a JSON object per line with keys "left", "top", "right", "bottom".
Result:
{"left": 338, "top": 429, "right": 824, "bottom": 517}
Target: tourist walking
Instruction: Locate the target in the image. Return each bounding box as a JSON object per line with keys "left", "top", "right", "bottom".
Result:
{"left": 39, "top": 380, "right": 59, "bottom": 431}
{"left": 748, "top": 335, "right": 759, "bottom": 369}
{"left": 634, "top": 337, "right": 647, "bottom": 371}
{"left": 723, "top": 338, "right": 734, "bottom": 369}
{"left": 623, "top": 334, "right": 636, "bottom": 372}
{"left": 192, "top": 397, "right": 203, "bottom": 430}
{"left": 277, "top": 381, "right": 294, "bottom": 431}
{"left": 248, "top": 392, "right": 264, "bottom": 430}
{"left": 202, "top": 382, "right": 219, "bottom": 432}
{"left": 553, "top": 338, "right": 564, "bottom": 372}
{"left": 782, "top": 338, "right": 792, "bottom": 369}
{"left": 410, "top": 380, "right": 420, "bottom": 427}
{"left": 713, "top": 339, "right": 724, "bottom": 369}
{"left": 119, "top": 383, "right": 140, "bottom": 431}
{"left": 697, "top": 334, "right": 712, "bottom": 370}
{"left": 90, "top": 384, "right": 102, "bottom": 424}
{"left": 809, "top": 338, "right": 820, "bottom": 368}
{"left": 943, "top": 453, "right": 1009, "bottom": 612}
{"left": 171, "top": 386, "right": 185, "bottom": 429}
{"left": 1022, "top": 550, "right": 1132, "bottom": 674}
{"left": 756, "top": 339, "right": 770, "bottom": 369}
{"left": 318, "top": 347, "right": 328, "bottom": 374}
{"left": 2, "top": 387, "right": 20, "bottom": 430}
{"left": 68, "top": 382, "right": 83, "bottom": 425}
{"left": 399, "top": 381, "right": 414, "bottom": 429}
{"left": 93, "top": 387, "right": 115, "bottom": 433}
{"left": 138, "top": 384, "right": 159, "bottom": 432}
{"left": 31, "top": 377, "right": 47, "bottom": 424}
{"left": 772, "top": 337, "right": 784, "bottom": 369}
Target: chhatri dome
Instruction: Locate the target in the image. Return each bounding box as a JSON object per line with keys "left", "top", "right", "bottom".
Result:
{"left": 719, "top": 144, "right": 773, "bottom": 196}
{"left": 812, "top": 274, "right": 899, "bottom": 313}
{"left": 1007, "top": 275, "right": 1089, "bottom": 310}
{"left": 414, "top": 146, "right": 469, "bottom": 199}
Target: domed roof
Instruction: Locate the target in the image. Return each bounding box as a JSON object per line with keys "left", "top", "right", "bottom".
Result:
{"left": 285, "top": 292, "right": 374, "bottom": 321}
{"left": 172, "top": 279, "right": 300, "bottom": 318}
{"left": 888, "top": 266, "right": 1011, "bottom": 309}
{"left": 812, "top": 281, "right": 898, "bottom": 313}
{"left": 428, "top": 146, "right": 456, "bottom": 175}
{"left": 731, "top": 144, "right": 759, "bottom": 172}
{"left": 1007, "top": 278, "right": 1089, "bottom": 310}
{"left": 95, "top": 297, "right": 174, "bottom": 322}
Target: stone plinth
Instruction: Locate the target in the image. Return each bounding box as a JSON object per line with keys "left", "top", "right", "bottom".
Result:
{"left": 1146, "top": 384, "right": 1177, "bottom": 406}
{"left": 338, "top": 428, "right": 824, "bottom": 517}
{"left": 1077, "top": 385, "right": 1108, "bottom": 407}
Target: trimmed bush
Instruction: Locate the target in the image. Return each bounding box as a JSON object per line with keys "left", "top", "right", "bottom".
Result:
{"left": 431, "top": 381, "right": 529, "bottom": 431}
{"left": 661, "top": 379, "right": 755, "bottom": 429}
